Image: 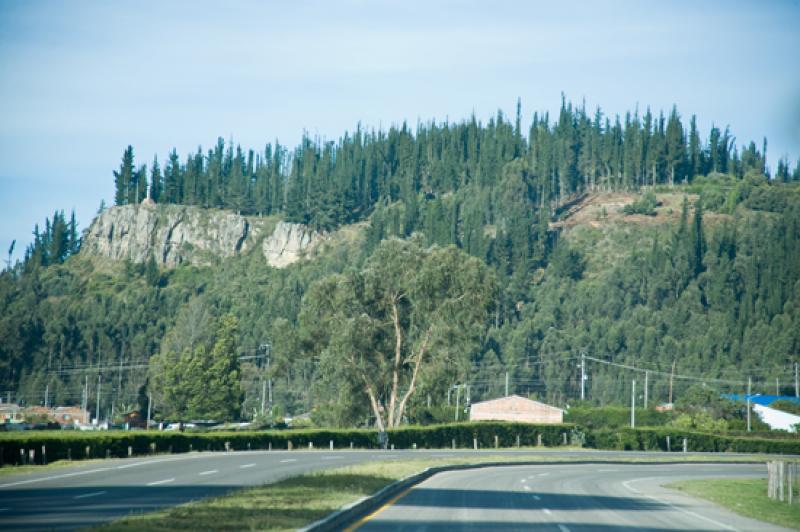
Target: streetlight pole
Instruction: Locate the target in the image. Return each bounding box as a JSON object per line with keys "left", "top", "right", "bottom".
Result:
{"left": 580, "top": 352, "right": 586, "bottom": 401}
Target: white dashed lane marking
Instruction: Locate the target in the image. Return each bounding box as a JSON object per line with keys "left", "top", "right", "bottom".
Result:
{"left": 73, "top": 490, "right": 106, "bottom": 500}
{"left": 146, "top": 478, "right": 175, "bottom": 486}
{"left": 198, "top": 470, "right": 218, "bottom": 476}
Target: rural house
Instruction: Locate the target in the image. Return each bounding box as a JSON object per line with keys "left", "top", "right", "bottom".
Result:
{"left": 469, "top": 395, "right": 564, "bottom": 424}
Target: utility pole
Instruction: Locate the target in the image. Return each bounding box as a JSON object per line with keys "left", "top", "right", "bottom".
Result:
{"left": 580, "top": 352, "right": 586, "bottom": 401}
{"left": 747, "top": 376, "right": 752, "bottom": 433}
{"left": 795, "top": 362, "right": 798, "bottom": 399}
{"left": 96, "top": 374, "right": 102, "bottom": 425}
{"left": 267, "top": 350, "right": 272, "bottom": 413}
{"left": 669, "top": 360, "right": 676, "bottom": 404}
{"left": 146, "top": 391, "right": 152, "bottom": 430}
{"left": 644, "top": 370, "right": 649, "bottom": 409}
{"left": 776, "top": 377, "right": 780, "bottom": 396}
{"left": 631, "top": 379, "right": 636, "bottom": 428}
{"left": 259, "top": 343, "right": 272, "bottom": 416}
{"left": 505, "top": 371, "right": 509, "bottom": 397}
{"left": 455, "top": 385, "right": 461, "bottom": 422}
{"left": 260, "top": 380, "right": 267, "bottom": 416}
{"left": 44, "top": 384, "right": 49, "bottom": 408}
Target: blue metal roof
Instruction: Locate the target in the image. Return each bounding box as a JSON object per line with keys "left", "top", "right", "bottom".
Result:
{"left": 723, "top": 394, "right": 800, "bottom": 407}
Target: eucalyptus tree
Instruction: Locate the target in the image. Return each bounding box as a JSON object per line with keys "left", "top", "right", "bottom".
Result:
{"left": 300, "top": 238, "right": 497, "bottom": 429}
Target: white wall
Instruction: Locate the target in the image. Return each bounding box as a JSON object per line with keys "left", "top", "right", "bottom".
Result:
{"left": 753, "top": 404, "right": 800, "bottom": 433}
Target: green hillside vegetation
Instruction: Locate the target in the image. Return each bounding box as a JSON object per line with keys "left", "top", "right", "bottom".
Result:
{"left": 1, "top": 99, "right": 800, "bottom": 429}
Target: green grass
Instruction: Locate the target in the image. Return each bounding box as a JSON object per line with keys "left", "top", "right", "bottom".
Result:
{"left": 93, "top": 453, "right": 792, "bottom": 531}
{"left": 668, "top": 478, "right": 800, "bottom": 530}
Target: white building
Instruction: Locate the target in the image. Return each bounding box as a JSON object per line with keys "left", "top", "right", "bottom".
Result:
{"left": 753, "top": 404, "right": 800, "bottom": 433}
{"left": 470, "top": 395, "right": 564, "bottom": 424}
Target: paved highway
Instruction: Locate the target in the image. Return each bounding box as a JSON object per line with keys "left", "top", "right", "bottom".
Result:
{"left": 0, "top": 450, "right": 777, "bottom": 531}
{"left": 353, "top": 462, "right": 784, "bottom": 531}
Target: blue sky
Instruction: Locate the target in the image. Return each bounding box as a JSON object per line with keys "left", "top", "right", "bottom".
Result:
{"left": 1, "top": 0, "right": 799, "bottom": 263}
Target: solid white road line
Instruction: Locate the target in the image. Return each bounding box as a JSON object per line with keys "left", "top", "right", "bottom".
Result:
{"left": 279, "top": 459, "right": 296, "bottom": 463}
{"left": 643, "top": 493, "right": 738, "bottom": 531}
{"left": 623, "top": 477, "right": 737, "bottom": 531}
{"left": 73, "top": 490, "right": 107, "bottom": 499}
{"left": 0, "top": 467, "right": 112, "bottom": 488}
{"left": 239, "top": 463, "right": 256, "bottom": 469}
{"left": 0, "top": 507, "right": 10, "bottom": 511}
{"left": 322, "top": 456, "right": 343, "bottom": 460}
{"left": 146, "top": 478, "right": 175, "bottom": 486}
{"left": 198, "top": 470, "right": 218, "bottom": 476}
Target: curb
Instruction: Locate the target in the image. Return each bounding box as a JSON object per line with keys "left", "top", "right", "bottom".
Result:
{"left": 299, "top": 458, "right": 762, "bottom": 531}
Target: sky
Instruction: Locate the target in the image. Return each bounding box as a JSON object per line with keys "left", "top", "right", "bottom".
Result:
{"left": 1, "top": 0, "right": 799, "bottom": 264}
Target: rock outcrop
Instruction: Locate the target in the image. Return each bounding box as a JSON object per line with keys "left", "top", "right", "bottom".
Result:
{"left": 81, "top": 204, "right": 323, "bottom": 268}
{"left": 262, "top": 221, "right": 321, "bottom": 268}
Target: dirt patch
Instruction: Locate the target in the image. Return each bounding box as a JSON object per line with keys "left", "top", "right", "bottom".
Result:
{"left": 550, "top": 191, "right": 702, "bottom": 232}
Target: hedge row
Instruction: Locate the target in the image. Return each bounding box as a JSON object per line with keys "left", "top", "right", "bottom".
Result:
{"left": 0, "top": 428, "right": 376, "bottom": 466}
{"left": 588, "top": 427, "right": 800, "bottom": 454}
{"left": 0, "top": 422, "right": 576, "bottom": 465}
{"left": 386, "top": 422, "right": 578, "bottom": 449}
{"left": 2, "top": 423, "right": 798, "bottom": 466}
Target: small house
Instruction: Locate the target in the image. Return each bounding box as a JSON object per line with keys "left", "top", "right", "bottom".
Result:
{"left": 470, "top": 395, "right": 564, "bottom": 424}
{"left": 0, "top": 403, "right": 22, "bottom": 424}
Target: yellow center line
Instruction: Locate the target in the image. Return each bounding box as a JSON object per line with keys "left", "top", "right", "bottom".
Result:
{"left": 344, "top": 484, "right": 416, "bottom": 531}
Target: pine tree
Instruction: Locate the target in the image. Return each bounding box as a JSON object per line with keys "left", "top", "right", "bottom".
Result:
{"left": 150, "top": 156, "right": 163, "bottom": 202}
{"left": 113, "top": 146, "right": 135, "bottom": 206}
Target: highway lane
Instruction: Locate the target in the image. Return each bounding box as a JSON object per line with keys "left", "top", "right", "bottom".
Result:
{"left": 353, "top": 462, "right": 785, "bottom": 531}
{"left": 0, "top": 450, "right": 778, "bottom": 531}
{"left": 0, "top": 449, "right": 386, "bottom": 530}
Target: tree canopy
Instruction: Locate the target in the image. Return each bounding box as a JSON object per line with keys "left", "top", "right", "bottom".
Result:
{"left": 299, "top": 238, "right": 497, "bottom": 428}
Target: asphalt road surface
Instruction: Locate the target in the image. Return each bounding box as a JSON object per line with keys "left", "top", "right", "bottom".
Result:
{"left": 353, "top": 462, "right": 785, "bottom": 532}
{"left": 0, "top": 450, "right": 777, "bottom": 531}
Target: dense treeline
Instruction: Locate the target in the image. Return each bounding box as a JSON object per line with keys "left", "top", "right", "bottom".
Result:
{"left": 113, "top": 99, "right": 799, "bottom": 233}
{"left": 2, "top": 100, "right": 800, "bottom": 428}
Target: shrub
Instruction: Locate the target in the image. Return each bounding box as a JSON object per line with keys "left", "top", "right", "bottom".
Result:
{"left": 622, "top": 192, "right": 658, "bottom": 216}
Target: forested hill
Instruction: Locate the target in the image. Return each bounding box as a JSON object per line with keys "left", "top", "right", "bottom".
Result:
{"left": 2, "top": 99, "right": 800, "bottom": 427}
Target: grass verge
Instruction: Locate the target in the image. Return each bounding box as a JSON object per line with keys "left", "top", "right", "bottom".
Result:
{"left": 668, "top": 478, "right": 800, "bottom": 530}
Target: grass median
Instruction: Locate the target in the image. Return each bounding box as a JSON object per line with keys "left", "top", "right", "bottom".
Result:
{"left": 668, "top": 477, "right": 800, "bottom": 530}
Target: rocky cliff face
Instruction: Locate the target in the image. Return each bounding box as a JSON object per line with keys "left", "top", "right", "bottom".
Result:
{"left": 81, "top": 204, "right": 323, "bottom": 268}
